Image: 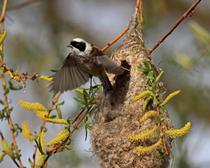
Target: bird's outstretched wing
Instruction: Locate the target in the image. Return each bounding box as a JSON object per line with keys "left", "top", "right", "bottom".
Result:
{"left": 50, "top": 54, "right": 90, "bottom": 93}
{"left": 96, "top": 55, "right": 124, "bottom": 75}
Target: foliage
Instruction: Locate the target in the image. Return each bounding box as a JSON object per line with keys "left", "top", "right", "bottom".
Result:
{"left": 0, "top": 0, "right": 206, "bottom": 167}
{"left": 129, "top": 60, "right": 191, "bottom": 155}
{"left": 0, "top": 23, "right": 99, "bottom": 167}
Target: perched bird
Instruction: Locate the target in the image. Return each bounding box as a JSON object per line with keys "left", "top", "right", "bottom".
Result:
{"left": 50, "top": 38, "right": 124, "bottom": 94}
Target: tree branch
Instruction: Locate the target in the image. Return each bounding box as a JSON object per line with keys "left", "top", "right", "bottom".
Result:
{"left": 148, "top": 0, "right": 202, "bottom": 55}
{"left": 39, "top": 105, "right": 94, "bottom": 168}
{"left": 0, "top": 0, "right": 7, "bottom": 22}
{"left": 0, "top": 1, "right": 24, "bottom": 167}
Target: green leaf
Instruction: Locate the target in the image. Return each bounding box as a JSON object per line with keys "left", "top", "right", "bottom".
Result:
{"left": 153, "top": 96, "right": 159, "bottom": 107}
{"left": 49, "top": 115, "right": 57, "bottom": 119}
{"left": 74, "top": 97, "right": 86, "bottom": 106}
{"left": 143, "top": 60, "right": 152, "bottom": 73}
{"left": 137, "top": 64, "right": 144, "bottom": 72}
{"left": 155, "top": 70, "right": 164, "bottom": 83}
{"left": 8, "top": 81, "right": 23, "bottom": 91}
{"left": 56, "top": 101, "right": 65, "bottom": 106}
{"left": 85, "top": 121, "right": 93, "bottom": 129}
{"left": 35, "top": 139, "right": 45, "bottom": 155}
{"left": 4, "top": 87, "right": 10, "bottom": 95}
{"left": 0, "top": 31, "right": 7, "bottom": 45}
{"left": 82, "top": 91, "right": 89, "bottom": 104}
{"left": 147, "top": 71, "right": 155, "bottom": 82}
{"left": 0, "top": 111, "right": 5, "bottom": 120}
{"left": 0, "top": 99, "right": 4, "bottom": 105}
{"left": 56, "top": 106, "right": 62, "bottom": 119}
{"left": 14, "top": 123, "right": 22, "bottom": 136}
{"left": 0, "top": 50, "right": 4, "bottom": 59}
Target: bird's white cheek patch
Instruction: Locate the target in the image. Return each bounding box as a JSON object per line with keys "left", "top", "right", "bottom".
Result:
{"left": 85, "top": 43, "right": 92, "bottom": 55}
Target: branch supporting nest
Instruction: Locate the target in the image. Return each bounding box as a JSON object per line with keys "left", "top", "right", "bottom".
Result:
{"left": 148, "top": 0, "right": 202, "bottom": 55}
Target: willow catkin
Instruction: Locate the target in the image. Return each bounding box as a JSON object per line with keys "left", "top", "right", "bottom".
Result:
{"left": 91, "top": 18, "right": 171, "bottom": 168}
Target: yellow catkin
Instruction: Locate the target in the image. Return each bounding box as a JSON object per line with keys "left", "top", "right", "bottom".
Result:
{"left": 166, "top": 122, "right": 191, "bottom": 138}
{"left": 160, "top": 90, "right": 181, "bottom": 106}
{"left": 135, "top": 138, "right": 162, "bottom": 154}
{"left": 36, "top": 131, "right": 46, "bottom": 168}
{"left": 1, "top": 139, "right": 14, "bottom": 158}
{"left": 0, "top": 31, "right": 7, "bottom": 44}
{"left": 21, "top": 121, "right": 37, "bottom": 141}
{"left": 155, "top": 71, "right": 164, "bottom": 83}
{"left": 47, "top": 129, "right": 70, "bottom": 146}
{"left": 175, "top": 53, "right": 193, "bottom": 70}
{"left": 19, "top": 100, "right": 68, "bottom": 125}
{"left": 189, "top": 21, "right": 210, "bottom": 45}
{"left": 18, "top": 100, "right": 48, "bottom": 117}
{"left": 140, "top": 110, "right": 159, "bottom": 123}
{"left": 128, "top": 126, "right": 158, "bottom": 142}
{"left": 19, "top": 100, "right": 47, "bottom": 112}
{"left": 40, "top": 131, "right": 45, "bottom": 152}
{"left": 134, "top": 90, "right": 153, "bottom": 101}
{"left": 0, "top": 152, "right": 5, "bottom": 162}
{"left": 142, "top": 96, "right": 152, "bottom": 111}
{"left": 42, "top": 118, "right": 68, "bottom": 125}
{"left": 34, "top": 111, "right": 48, "bottom": 118}
{"left": 39, "top": 75, "right": 53, "bottom": 81}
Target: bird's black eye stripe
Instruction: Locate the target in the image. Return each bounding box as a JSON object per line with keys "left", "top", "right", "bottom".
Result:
{"left": 70, "top": 41, "right": 86, "bottom": 52}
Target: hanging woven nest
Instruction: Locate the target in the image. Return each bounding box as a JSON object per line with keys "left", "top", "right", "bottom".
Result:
{"left": 91, "top": 17, "right": 171, "bottom": 168}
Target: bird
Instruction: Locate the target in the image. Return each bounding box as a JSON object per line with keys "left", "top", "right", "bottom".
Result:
{"left": 50, "top": 38, "right": 124, "bottom": 94}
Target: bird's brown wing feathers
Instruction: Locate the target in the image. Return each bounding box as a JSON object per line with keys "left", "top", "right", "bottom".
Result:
{"left": 50, "top": 54, "right": 90, "bottom": 93}
{"left": 96, "top": 55, "right": 124, "bottom": 75}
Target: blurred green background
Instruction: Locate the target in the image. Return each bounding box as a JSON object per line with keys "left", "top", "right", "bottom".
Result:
{"left": 0, "top": 0, "right": 210, "bottom": 167}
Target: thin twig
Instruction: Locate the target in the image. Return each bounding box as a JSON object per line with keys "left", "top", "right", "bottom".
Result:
{"left": 0, "top": 52, "right": 24, "bottom": 168}
{"left": 12, "top": 159, "right": 21, "bottom": 168}
{"left": 134, "top": 0, "right": 140, "bottom": 18}
{"left": 139, "top": 0, "right": 143, "bottom": 24}
{"left": 0, "top": 63, "right": 24, "bottom": 168}
{"left": 31, "top": 146, "right": 37, "bottom": 168}
{"left": 71, "top": 105, "right": 95, "bottom": 132}
{"left": 71, "top": 108, "right": 86, "bottom": 124}
{"left": 101, "top": 27, "right": 129, "bottom": 52}
{"left": 40, "top": 154, "right": 50, "bottom": 168}
{"left": 0, "top": 62, "right": 48, "bottom": 82}
{"left": 0, "top": 0, "right": 8, "bottom": 22}
{"left": 0, "top": 1, "right": 24, "bottom": 167}
{"left": 148, "top": 0, "right": 202, "bottom": 55}
{"left": 40, "top": 105, "right": 93, "bottom": 168}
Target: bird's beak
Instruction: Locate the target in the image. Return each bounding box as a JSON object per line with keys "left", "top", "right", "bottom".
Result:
{"left": 67, "top": 44, "right": 72, "bottom": 48}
